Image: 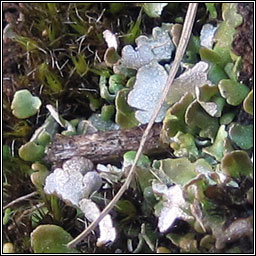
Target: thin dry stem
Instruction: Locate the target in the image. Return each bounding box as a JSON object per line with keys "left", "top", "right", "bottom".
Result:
{"left": 3, "top": 191, "right": 39, "bottom": 211}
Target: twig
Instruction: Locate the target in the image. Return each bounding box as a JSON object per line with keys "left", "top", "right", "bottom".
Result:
{"left": 47, "top": 123, "right": 164, "bottom": 164}
{"left": 67, "top": 3, "right": 198, "bottom": 248}
{"left": 3, "top": 191, "right": 38, "bottom": 210}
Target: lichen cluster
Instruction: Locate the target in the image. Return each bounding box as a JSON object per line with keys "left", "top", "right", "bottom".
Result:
{"left": 3, "top": 3, "right": 253, "bottom": 253}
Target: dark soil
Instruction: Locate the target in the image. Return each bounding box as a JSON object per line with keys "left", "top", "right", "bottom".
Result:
{"left": 232, "top": 3, "right": 254, "bottom": 125}
{"left": 232, "top": 3, "right": 253, "bottom": 87}
{"left": 3, "top": 3, "right": 23, "bottom": 98}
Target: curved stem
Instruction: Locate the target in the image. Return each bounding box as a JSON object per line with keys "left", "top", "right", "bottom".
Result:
{"left": 3, "top": 191, "right": 38, "bottom": 210}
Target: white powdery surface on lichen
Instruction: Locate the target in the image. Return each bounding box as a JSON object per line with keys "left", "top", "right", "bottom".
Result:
{"left": 44, "top": 157, "right": 101, "bottom": 206}
{"left": 127, "top": 61, "right": 169, "bottom": 124}
{"left": 120, "top": 25, "right": 175, "bottom": 70}
{"left": 128, "top": 61, "right": 211, "bottom": 124}
{"left": 200, "top": 24, "right": 218, "bottom": 49}
{"left": 166, "top": 61, "right": 211, "bottom": 105}
{"left": 44, "top": 168, "right": 84, "bottom": 206}
{"left": 79, "top": 198, "right": 116, "bottom": 246}
{"left": 153, "top": 183, "right": 194, "bottom": 233}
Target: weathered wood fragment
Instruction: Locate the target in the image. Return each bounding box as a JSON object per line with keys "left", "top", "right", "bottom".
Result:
{"left": 47, "top": 123, "right": 166, "bottom": 164}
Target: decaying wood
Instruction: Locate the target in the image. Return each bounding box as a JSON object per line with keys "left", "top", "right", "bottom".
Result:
{"left": 47, "top": 123, "right": 166, "bottom": 164}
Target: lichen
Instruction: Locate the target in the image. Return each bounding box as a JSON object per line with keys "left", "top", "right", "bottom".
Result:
{"left": 143, "top": 3, "right": 168, "bottom": 18}
{"left": 221, "top": 150, "right": 253, "bottom": 178}
{"left": 127, "top": 61, "right": 169, "bottom": 124}
{"left": 228, "top": 123, "right": 253, "bottom": 150}
{"left": 79, "top": 199, "right": 116, "bottom": 246}
{"left": 11, "top": 89, "right": 42, "bottom": 119}
{"left": 31, "top": 225, "right": 79, "bottom": 253}
{"left": 3, "top": 3, "right": 253, "bottom": 253}
{"left": 115, "top": 24, "right": 175, "bottom": 71}
{"left": 44, "top": 157, "right": 99, "bottom": 206}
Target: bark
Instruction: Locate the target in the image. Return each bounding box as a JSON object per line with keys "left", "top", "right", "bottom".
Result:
{"left": 46, "top": 123, "right": 167, "bottom": 164}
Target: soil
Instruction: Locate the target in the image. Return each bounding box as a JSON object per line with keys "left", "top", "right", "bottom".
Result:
{"left": 3, "top": 3, "right": 22, "bottom": 98}
{"left": 232, "top": 3, "right": 254, "bottom": 87}
{"left": 232, "top": 3, "right": 254, "bottom": 125}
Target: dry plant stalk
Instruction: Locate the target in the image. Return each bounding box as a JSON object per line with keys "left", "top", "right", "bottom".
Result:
{"left": 67, "top": 3, "right": 198, "bottom": 248}
{"left": 3, "top": 191, "right": 39, "bottom": 211}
